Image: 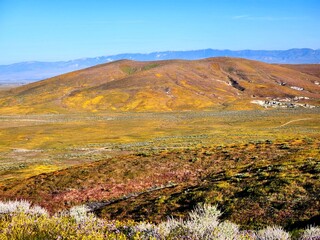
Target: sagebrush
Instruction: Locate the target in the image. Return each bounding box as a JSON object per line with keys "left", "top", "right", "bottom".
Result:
{"left": 0, "top": 200, "right": 319, "bottom": 239}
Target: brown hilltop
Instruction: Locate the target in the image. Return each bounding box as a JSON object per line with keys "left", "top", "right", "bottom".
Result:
{"left": 280, "top": 64, "right": 320, "bottom": 78}
{"left": 1, "top": 57, "right": 320, "bottom": 113}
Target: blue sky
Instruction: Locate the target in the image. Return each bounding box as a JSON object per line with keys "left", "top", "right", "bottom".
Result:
{"left": 0, "top": 0, "right": 319, "bottom": 64}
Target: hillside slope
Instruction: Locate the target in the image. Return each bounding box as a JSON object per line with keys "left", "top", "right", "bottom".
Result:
{"left": 1, "top": 58, "right": 320, "bottom": 113}
{"left": 280, "top": 64, "right": 320, "bottom": 78}
{"left": 1, "top": 138, "right": 319, "bottom": 229}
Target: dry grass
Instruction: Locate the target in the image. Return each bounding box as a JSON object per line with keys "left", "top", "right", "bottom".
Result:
{"left": 280, "top": 64, "right": 320, "bottom": 78}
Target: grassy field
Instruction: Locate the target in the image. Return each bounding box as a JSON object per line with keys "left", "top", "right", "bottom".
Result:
{"left": 1, "top": 109, "right": 319, "bottom": 183}
{"left": 0, "top": 108, "right": 319, "bottom": 230}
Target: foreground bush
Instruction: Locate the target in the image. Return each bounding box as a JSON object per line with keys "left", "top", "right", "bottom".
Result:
{"left": 0, "top": 200, "right": 319, "bottom": 239}
{"left": 299, "top": 226, "right": 320, "bottom": 240}
{"left": 256, "top": 226, "right": 290, "bottom": 240}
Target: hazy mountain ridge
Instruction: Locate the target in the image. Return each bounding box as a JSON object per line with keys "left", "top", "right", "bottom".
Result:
{"left": 1, "top": 48, "right": 320, "bottom": 84}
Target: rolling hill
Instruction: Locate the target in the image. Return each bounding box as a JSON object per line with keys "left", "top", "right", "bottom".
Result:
{"left": 1, "top": 57, "right": 320, "bottom": 114}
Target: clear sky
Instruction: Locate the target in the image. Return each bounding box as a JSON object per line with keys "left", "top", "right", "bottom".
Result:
{"left": 0, "top": 0, "right": 319, "bottom": 64}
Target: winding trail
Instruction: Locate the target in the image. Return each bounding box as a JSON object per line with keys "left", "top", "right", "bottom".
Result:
{"left": 277, "top": 118, "right": 313, "bottom": 128}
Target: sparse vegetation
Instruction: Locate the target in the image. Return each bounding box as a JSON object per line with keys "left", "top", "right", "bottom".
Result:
{"left": 121, "top": 65, "right": 138, "bottom": 75}
{"left": 142, "top": 63, "right": 159, "bottom": 71}
{"left": 1, "top": 135, "right": 319, "bottom": 230}
{"left": 0, "top": 200, "right": 319, "bottom": 239}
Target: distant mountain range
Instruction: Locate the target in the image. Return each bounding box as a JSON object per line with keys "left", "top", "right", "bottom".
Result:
{"left": 1, "top": 48, "right": 320, "bottom": 84}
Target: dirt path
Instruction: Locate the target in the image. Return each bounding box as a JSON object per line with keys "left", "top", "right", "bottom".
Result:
{"left": 277, "top": 118, "right": 313, "bottom": 128}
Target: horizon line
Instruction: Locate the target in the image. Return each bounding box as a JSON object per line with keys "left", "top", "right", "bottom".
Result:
{"left": 1, "top": 47, "right": 319, "bottom": 66}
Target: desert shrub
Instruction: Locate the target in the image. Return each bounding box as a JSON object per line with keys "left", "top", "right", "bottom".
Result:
{"left": 185, "top": 203, "right": 221, "bottom": 239}
{"left": 0, "top": 200, "right": 128, "bottom": 239}
{"left": 0, "top": 200, "right": 48, "bottom": 216}
{"left": 213, "top": 221, "right": 240, "bottom": 239}
{"left": 134, "top": 222, "right": 160, "bottom": 239}
{"left": 157, "top": 203, "right": 221, "bottom": 239}
{"left": 158, "top": 203, "right": 252, "bottom": 239}
{"left": 1, "top": 200, "right": 319, "bottom": 239}
{"left": 256, "top": 226, "right": 290, "bottom": 240}
{"left": 68, "top": 204, "right": 94, "bottom": 222}
{"left": 300, "top": 226, "right": 320, "bottom": 240}
{"left": 157, "top": 217, "right": 181, "bottom": 238}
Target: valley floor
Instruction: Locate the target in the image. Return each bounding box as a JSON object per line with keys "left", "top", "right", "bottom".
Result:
{"left": 0, "top": 109, "right": 319, "bottom": 230}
